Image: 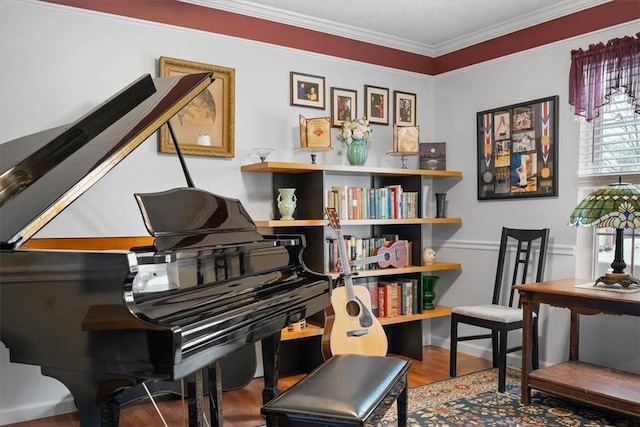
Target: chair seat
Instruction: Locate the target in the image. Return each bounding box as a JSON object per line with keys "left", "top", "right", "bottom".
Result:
{"left": 451, "top": 304, "right": 537, "bottom": 323}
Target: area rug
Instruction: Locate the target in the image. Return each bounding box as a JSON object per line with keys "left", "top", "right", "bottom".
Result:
{"left": 378, "top": 367, "right": 639, "bottom": 426}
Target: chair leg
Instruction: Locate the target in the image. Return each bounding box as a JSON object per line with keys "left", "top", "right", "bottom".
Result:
{"left": 397, "top": 380, "right": 408, "bottom": 427}
{"left": 498, "top": 329, "right": 508, "bottom": 393}
{"left": 532, "top": 319, "right": 540, "bottom": 370}
{"left": 491, "top": 330, "right": 499, "bottom": 368}
{"left": 449, "top": 314, "right": 458, "bottom": 377}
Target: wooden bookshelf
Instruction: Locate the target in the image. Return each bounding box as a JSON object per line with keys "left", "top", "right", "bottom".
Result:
{"left": 242, "top": 161, "right": 463, "bottom": 364}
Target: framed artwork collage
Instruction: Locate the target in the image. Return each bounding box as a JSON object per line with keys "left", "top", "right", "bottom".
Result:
{"left": 476, "top": 95, "right": 559, "bottom": 200}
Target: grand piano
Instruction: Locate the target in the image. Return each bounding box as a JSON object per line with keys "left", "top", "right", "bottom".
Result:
{"left": 0, "top": 72, "right": 331, "bottom": 426}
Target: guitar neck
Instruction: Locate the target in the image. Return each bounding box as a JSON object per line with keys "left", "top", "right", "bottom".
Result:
{"left": 334, "top": 228, "right": 356, "bottom": 300}
{"left": 352, "top": 253, "right": 385, "bottom": 266}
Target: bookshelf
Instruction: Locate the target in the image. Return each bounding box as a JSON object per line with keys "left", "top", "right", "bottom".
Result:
{"left": 241, "top": 161, "right": 462, "bottom": 371}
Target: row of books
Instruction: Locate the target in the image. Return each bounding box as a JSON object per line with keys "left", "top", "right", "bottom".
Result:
{"left": 327, "top": 185, "right": 419, "bottom": 220}
{"left": 351, "top": 278, "right": 423, "bottom": 318}
{"left": 326, "top": 236, "right": 411, "bottom": 273}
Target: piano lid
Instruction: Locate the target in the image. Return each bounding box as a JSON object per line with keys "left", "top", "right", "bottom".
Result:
{"left": 0, "top": 72, "right": 213, "bottom": 250}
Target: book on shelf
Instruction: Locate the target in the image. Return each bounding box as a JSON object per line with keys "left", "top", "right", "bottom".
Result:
{"left": 377, "top": 278, "right": 420, "bottom": 317}
{"left": 325, "top": 184, "right": 418, "bottom": 220}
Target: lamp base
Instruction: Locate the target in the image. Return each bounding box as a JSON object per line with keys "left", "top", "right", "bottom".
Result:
{"left": 595, "top": 272, "right": 640, "bottom": 289}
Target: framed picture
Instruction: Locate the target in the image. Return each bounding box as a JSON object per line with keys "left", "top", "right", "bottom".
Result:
{"left": 299, "top": 115, "right": 331, "bottom": 149}
{"left": 330, "top": 87, "right": 357, "bottom": 127}
{"left": 365, "top": 85, "right": 389, "bottom": 125}
{"left": 420, "top": 142, "right": 446, "bottom": 170}
{"left": 477, "top": 95, "right": 559, "bottom": 200}
{"left": 394, "top": 91, "right": 416, "bottom": 126}
{"left": 158, "top": 56, "right": 235, "bottom": 158}
{"left": 393, "top": 125, "right": 419, "bottom": 153}
{"left": 290, "top": 72, "right": 325, "bottom": 109}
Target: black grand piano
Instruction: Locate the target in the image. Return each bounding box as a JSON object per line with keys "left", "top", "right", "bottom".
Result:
{"left": 0, "top": 72, "right": 331, "bottom": 426}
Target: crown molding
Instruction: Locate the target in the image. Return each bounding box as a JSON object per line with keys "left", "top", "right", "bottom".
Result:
{"left": 181, "top": 0, "right": 611, "bottom": 57}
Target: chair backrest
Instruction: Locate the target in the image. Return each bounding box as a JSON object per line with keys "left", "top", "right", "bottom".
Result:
{"left": 492, "top": 227, "right": 549, "bottom": 307}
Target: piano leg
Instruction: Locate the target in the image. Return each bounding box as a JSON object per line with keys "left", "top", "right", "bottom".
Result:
{"left": 208, "top": 361, "right": 223, "bottom": 426}
{"left": 76, "top": 393, "right": 121, "bottom": 427}
{"left": 76, "top": 400, "right": 100, "bottom": 427}
{"left": 187, "top": 370, "right": 204, "bottom": 427}
{"left": 260, "top": 331, "right": 282, "bottom": 404}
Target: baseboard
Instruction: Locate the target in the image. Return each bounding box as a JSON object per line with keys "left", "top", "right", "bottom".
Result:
{"left": 0, "top": 396, "right": 76, "bottom": 426}
{"left": 429, "top": 337, "right": 532, "bottom": 369}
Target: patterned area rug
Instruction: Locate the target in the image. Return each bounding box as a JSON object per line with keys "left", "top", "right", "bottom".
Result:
{"left": 379, "top": 368, "right": 639, "bottom": 426}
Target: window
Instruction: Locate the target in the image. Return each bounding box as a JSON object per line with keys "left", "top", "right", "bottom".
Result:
{"left": 576, "top": 92, "right": 640, "bottom": 280}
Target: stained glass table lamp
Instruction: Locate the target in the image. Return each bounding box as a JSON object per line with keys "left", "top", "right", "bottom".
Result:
{"left": 568, "top": 177, "right": 640, "bottom": 288}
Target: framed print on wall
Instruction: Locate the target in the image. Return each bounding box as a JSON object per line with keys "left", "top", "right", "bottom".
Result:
{"left": 394, "top": 91, "right": 416, "bottom": 126}
{"left": 158, "top": 56, "right": 235, "bottom": 158}
{"left": 330, "top": 87, "right": 357, "bottom": 127}
{"left": 290, "top": 72, "right": 326, "bottom": 109}
{"left": 365, "top": 85, "right": 389, "bottom": 125}
{"left": 477, "top": 95, "right": 559, "bottom": 200}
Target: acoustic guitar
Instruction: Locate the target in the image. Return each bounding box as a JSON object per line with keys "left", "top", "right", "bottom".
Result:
{"left": 322, "top": 207, "right": 388, "bottom": 360}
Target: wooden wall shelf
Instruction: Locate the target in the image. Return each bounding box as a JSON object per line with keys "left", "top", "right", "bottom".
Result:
{"left": 256, "top": 218, "right": 462, "bottom": 227}
{"left": 241, "top": 161, "right": 462, "bottom": 178}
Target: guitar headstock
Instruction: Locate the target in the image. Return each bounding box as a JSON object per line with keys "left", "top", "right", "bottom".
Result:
{"left": 325, "top": 207, "right": 341, "bottom": 231}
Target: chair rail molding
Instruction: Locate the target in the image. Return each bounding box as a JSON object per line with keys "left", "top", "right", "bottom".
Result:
{"left": 436, "top": 239, "right": 575, "bottom": 257}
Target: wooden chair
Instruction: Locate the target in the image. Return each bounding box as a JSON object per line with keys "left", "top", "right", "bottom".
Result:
{"left": 449, "top": 227, "right": 549, "bottom": 392}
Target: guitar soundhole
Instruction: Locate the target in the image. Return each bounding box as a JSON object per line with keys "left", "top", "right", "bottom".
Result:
{"left": 346, "top": 300, "right": 361, "bottom": 317}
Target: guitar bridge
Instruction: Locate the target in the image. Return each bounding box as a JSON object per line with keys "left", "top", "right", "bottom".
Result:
{"left": 347, "top": 329, "right": 369, "bottom": 337}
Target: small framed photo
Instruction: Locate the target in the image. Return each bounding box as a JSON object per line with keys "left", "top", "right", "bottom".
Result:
{"left": 365, "top": 85, "right": 389, "bottom": 125}
{"left": 394, "top": 91, "right": 416, "bottom": 126}
{"left": 330, "top": 87, "right": 357, "bottom": 127}
{"left": 393, "top": 125, "right": 419, "bottom": 153}
{"left": 420, "top": 142, "right": 447, "bottom": 170}
{"left": 299, "top": 115, "right": 331, "bottom": 149}
{"left": 290, "top": 72, "right": 325, "bottom": 109}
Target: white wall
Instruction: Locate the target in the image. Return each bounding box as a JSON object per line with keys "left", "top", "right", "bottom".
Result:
{"left": 1, "top": 0, "right": 638, "bottom": 423}
{"left": 0, "top": 1, "right": 436, "bottom": 423}
{"left": 428, "top": 22, "right": 640, "bottom": 375}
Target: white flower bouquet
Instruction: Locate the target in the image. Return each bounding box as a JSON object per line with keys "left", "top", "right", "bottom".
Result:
{"left": 339, "top": 116, "right": 372, "bottom": 144}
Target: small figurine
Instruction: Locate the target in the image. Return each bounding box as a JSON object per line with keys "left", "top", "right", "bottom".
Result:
{"left": 423, "top": 248, "right": 437, "bottom": 264}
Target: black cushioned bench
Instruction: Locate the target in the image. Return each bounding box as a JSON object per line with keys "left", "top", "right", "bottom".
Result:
{"left": 261, "top": 353, "right": 412, "bottom": 426}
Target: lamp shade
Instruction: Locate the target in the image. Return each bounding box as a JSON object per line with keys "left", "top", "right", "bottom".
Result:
{"left": 568, "top": 180, "right": 640, "bottom": 229}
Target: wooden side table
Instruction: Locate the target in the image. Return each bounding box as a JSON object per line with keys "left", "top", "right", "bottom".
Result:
{"left": 516, "top": 278, "right": 640, "bottom": 416}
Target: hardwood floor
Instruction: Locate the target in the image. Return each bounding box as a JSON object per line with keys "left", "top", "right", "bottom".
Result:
{"left": 6, "top": 346, "right": 492, "bottom": 427}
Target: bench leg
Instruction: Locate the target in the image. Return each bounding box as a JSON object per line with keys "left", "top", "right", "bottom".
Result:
{"left": 265, "top": 414, "right": 278, "bottom": 427}
{"left": 397, "top": 378, "right": 408, "bottom": 427}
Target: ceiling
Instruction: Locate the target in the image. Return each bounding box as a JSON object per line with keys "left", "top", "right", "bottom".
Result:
{"left": 183, "top": 0, "right": 611, "bottom": 56}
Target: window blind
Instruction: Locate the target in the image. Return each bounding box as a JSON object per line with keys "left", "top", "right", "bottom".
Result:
{"left": 578, "top": 92, "right": 640, "bottom": 186}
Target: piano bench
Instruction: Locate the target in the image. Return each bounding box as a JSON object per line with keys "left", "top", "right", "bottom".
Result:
{"left": 261, "top": 353, "right": 411, "bottom": 426}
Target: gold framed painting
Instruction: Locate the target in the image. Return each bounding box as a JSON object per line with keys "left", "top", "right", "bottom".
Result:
{"left": 158, "top": 56, "right": 235, "bottom": 157}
